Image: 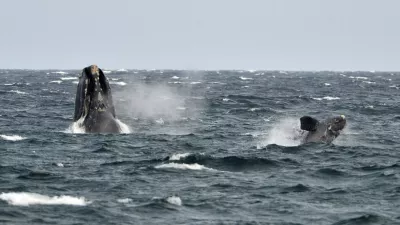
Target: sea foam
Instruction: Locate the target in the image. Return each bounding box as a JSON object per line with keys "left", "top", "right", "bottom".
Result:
{"left": 0, "top": 135, "right": 26, "bottom": 141}
{"left": 0, "top": 192, "right": 89, "bottom": 206}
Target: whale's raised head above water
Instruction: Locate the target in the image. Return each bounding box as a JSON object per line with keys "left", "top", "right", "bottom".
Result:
{"left": 74, "top": 65, "right": 121, "bottom": 133}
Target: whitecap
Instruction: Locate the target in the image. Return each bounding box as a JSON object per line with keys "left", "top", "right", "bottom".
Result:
{"left": 56, "top": 163, "right": 64, "bottom": 167}
{"left": 249, "top": 108, "right": 260, "bottom": 112}
{"left": 362, "top": 81, "right": 376, "bottom": 84}
{"left": 312, "top": 96, "right": 340, "bottom": 101}
{"left": 190, "top": 81, "right": 201, "bottom": 84}
{"left": 103, "top": 70, "right": 112, "bottom": 74}
{"left": 168, "top": 81, "right": 183, "bottom": 84}
{"left": 155, "top": 118, "right": 165, "bottom": 125}
{"left": 4, "top": 83, "right": 14, "bottom": 86}
{"left": 117, "top": 69, "right": 128, "bottom": 72}
{"left": 176, "top": 107, "right": 186, "bottom": 111}
{"left": 349, "top": 76, "right": 368, "bottom": 80}
{"left": 110, "top": 81, "right": 126, "bottom": 86}
{"left": 324, "top": 83, "right": 331, "bottom": 86}
{"left": 60, "top": 77, "right": 77, "bottom": 80}
{"left": 72, "top": 81, "right": 79, "bottom": 84}
{"left": 239, "top": 76, "right": 253, "bottom": 80}
{"left": 166, "top": 196, "right": 182, "bottom": 206}
{"left": 169, "top": 153, "right": 191, "bottom": 161}
{"left": 50, "top": 80, "right": 62, "bottom": 84}
{"left": 0, "top": 135, "right": 26, "bottom": 141}
{"left": 117, "top": 198, "right": 132, "bottom": 203}
{"left": 172, "top": 76, "right": 180, "bottom": 79}
{"left": 222, "top": 98, "right": 230, "bottom": 102}
{"left": 111, "top": 78, "right": 119, "bottom": 81}
{"left": 0, "top": 192, "right": 89, "bottom": 206}
{"left": 51, "top": 71, "right": 68, "bottom": 75}
{"left": 155, "top": 163, "right": 214, "bottom": 171}
{"left": 9, "top": 90, "right": 27, "bottom": 95}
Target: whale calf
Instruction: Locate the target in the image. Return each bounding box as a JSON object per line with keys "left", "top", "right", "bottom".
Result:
{"left": 300, "top": 115, "right": 346, "bottom": 144}
{"left": 73, "top": 65, "right": 121, "bottom": 133}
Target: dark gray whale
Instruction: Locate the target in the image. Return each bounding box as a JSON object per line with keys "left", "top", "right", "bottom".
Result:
{"left": 73, "top": 65, "right": 121, "bottom": 133}
{"left": 300, "top": 115, "right": 346, "bottom": 144}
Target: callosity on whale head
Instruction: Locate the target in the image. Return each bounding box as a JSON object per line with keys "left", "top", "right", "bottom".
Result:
{"left": 300, "top": 115, "right": 346, "bottom": 144}
{"left": 74, "top": 65, "right": 121, "bottom": 133}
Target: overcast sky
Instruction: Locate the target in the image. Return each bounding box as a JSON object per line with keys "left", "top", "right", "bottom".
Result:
{"left": 0, "top": 0, "right": 399, "bottom": 71}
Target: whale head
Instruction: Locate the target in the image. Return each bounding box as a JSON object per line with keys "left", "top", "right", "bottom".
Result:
{"left": 326, "top": 115, "right": 346, "bottom": 133}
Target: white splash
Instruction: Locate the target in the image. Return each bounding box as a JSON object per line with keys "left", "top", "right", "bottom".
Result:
{"left": 166, "top": 196, "right": 182, "bottom": 206}
{"left": 257, "top": 118, "right": 306, "bottom": 148}
{"left": 60, "top": 77, "right": 77, "bottom": 80}
{"left": 239, "top": 76, "right": 253, "bottom": 80}
{"left": 312, "top": 96, "right": 340, "bottom": 101}
{"left": 66, "top": 118, "right": 86, "bottom": 134}
{"left": 155, "top": 118, "right": 165, "bottom": 125}
{"left": 110, "top": 81, "right": 127, "bottom": 86}
{"left": 116, "top": 119, "right": 131, "bottom": 134}
{"left": 0, "top": 192, "right": 89, "bottom": 206}
{"left": 169, "top": 153, "right": 191, "bottom": 161}
{"left": 9, "top": 90, "right": 27, "bottom": 95}
{"left": 155, "top": 163, "right": 214, "bottom": 171}
{"left": 117, "top": 198, "right": 132, "bottom": 203}
{"left": 0, "top": 135, "right": 26, "bottom": 141}
{"left": 51, "top": 71, "right": 68, "bottom": 75}
{"left": 50, "top": 80, "right": 62, "bottom": 84}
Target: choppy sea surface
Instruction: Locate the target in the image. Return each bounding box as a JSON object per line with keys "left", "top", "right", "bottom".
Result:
{"left": 0, "top": 69, "right": 399, "bottom": 225}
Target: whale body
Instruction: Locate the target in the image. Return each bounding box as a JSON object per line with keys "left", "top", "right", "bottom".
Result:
{"left": 300, "top": 115, "right": 346, "bottom": 144}
{"left": 73, "top": 65, "right": 121, "bottom": 133}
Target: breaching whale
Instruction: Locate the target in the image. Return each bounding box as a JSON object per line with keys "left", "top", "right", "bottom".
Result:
{"left": 300, "top": 115, "right": 346, "bottom": 144}
{"left": 73, "top": 65, "right": 121, "bottom": 133}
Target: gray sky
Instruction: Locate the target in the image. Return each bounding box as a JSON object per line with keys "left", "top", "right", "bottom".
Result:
{"left": 1, "top": 0, "right": 399, "bottom": 71}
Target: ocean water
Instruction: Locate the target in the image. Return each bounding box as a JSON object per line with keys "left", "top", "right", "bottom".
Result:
{"left": 0, "top": 69, "right": 399, "bottom": 225}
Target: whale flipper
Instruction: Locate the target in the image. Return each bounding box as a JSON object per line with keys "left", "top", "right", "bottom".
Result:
{"left": 300, "top": 116, "right": 319, "bottom": 131}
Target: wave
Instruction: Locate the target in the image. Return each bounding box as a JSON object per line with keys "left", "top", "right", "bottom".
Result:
{"left": 239, "top": 76, "right": 253, "bottom": 80}
{"left": 50, "top": 80, "right": 62, "bottom": 84}
{"left": 155, "top": 163, "right": 215, "bottom": 171}
{"left": 0, "top": 192, "right": 89, "bottom": 206}
{"left": 60, "top": 77, "right": 77, "bottom": 80}
{"left": 166, "top": 196, "right": 182, "bottom": 206}
{"left": 51, "top": 71, "right": 68, "bottom": 75}
{"left": 312, "top": 96, "right": 340, "bottom": 101}
{"left": 164, "top": 153, "right": 279, "bottom": 171}
{"left": 117, "top": 198, "right": 132, "bottom": 203}
{"left": 8, "top": 90, "right": 27, "bottom": 95}
{"left": 0, "top": 135, "right": 26, "bottom": 141}
{"left": 110, "top": 81, "right": 127, "bottom": 86}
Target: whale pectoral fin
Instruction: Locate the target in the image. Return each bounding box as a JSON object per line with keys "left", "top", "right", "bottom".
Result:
{"left": 73, "top": 70, "right": 89, "bottom": 121}
{"left": 300, "top": 116, "right": 319, "bottom": 131}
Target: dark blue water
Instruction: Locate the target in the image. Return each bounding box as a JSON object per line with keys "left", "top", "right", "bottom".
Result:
{"left": 0, "top": 69, "right": 399, "bottom": 225}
